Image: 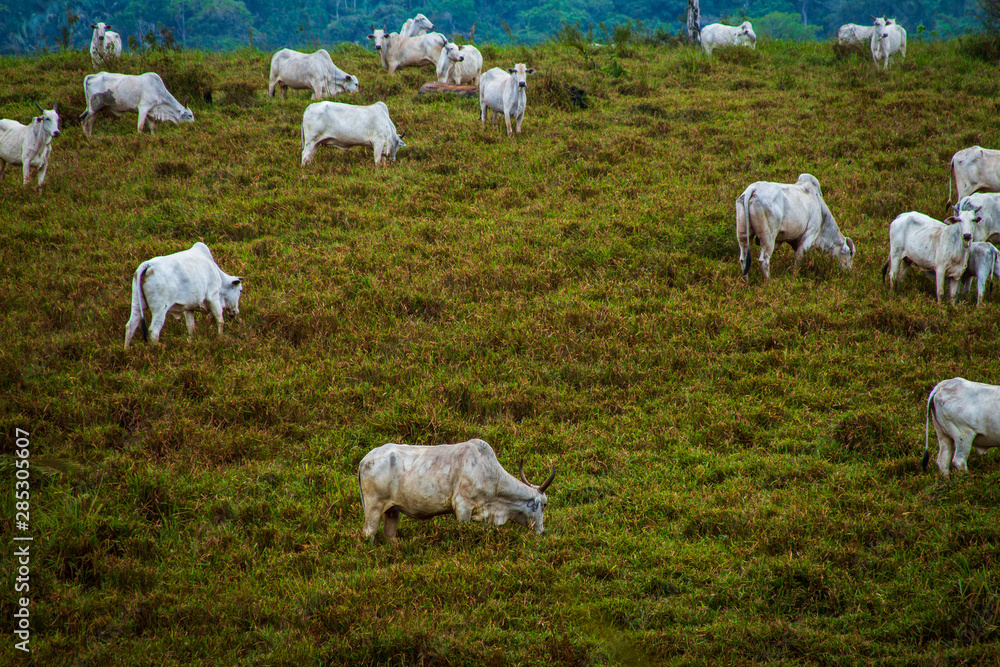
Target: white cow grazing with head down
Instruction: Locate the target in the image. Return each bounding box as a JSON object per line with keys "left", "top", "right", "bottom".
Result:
{"left": 959, "top": 242, "right": 1000, "bottom": 305}
{"left": 0, "top": 103, "right": 61, "bottom": 187}
{"left": 301, "top": 101, "right": 405, "bottom": 166}
{"left": 957, "top": 192, "right": 1000, "bottom": 243}
{"left": 79, "top": 72, "right": 194, "bottom": 135}
{"left": 871, "top": 17, "right": 906, "bottom": 69}
{"left": 124, "top": 242, "right": 242, "bottom": 350}
{"left": 882, "top": 208, "right": 980, "bottom": 303}
{"left": 700, "top": 21, "right": 756, "bottom": 55}
{"left": 950, "top": 146, "right": 1000, "bottom": 206}
{"left": 436, "top": 42, "right": 483, "bottom": 85}
{"left": 480, "top": 64, "right": 535, "bottom": 137}
{"left": 358, "top": 438, "right": 556, "bottom": 542}
{"left": 89, "top": 22, "right": 122, "bottom": 70}
{"left": 838, "top": 23, "right": 876, "bottom": 46}
{"left": 400, "top": 13, "right": 434, "bottom": 38}
{"left": 366, "top": 28, "right": 446, "bottom": 74}
{"left": 924, "top": 378, "right": 1000, "bottom": 476}
{"left": 268, "top": 48, "right": 358, "bottom": 100}
{"left": 735, "top": 173, "right": 855, "bottom": 281}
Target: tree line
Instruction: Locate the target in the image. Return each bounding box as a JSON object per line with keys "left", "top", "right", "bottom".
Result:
{"left": 0, "top": 0, "right": 986, "bottom": 54}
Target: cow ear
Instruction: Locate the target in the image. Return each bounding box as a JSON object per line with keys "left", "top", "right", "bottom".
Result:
{"left": 508, "top": 68, "right": 516, "bottom": 74}
{"left": 90, "top": 24, "right": 96, "bottom": 29}
{"left": 232, "top": 278, "right": 242, "bottom": 286}
{"left": 943, "top": 216, "right": 957, "bottom": 224}
{"left": 527, "top": 68, "right": 536, "bottom": 74}
{"left": 367, "top": 34, "right": 374, "bottom": 39}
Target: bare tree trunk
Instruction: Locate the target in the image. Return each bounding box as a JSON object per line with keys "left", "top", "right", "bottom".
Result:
{"left": 686, "top": 0, "right": 701, "bottom": 44}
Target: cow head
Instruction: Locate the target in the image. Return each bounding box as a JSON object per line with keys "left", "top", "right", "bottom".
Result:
{"left": 873, "top": 17, "right": 889, "bottom": 39}
{"left": 516, "top": 461, "right": 556, "bottom": 533}
{"left": 91, "top": 22, "right": 110, "bottom": 43}
{"left": 740, "top": 21, "right": 757, "bottom": 45}
{"left": 390, "top": 130, "right": 406, "bottom": 162}
{"left": 33, "top": 102, "right": 61, "bottom": 139}
{"left": 507, "top": 63, "right": 536, "bottom": 89}
{"left": 339, "top": 74, "right": 360, "bottom": 94}
{"left": 945, "top": 208, "right": 981, "bottom": 247}
{"left": 368, "top": 27, "right": 387, "bottom": 50}
{"left": 222, "top": 277, "right": 242, "bottom": 316}
{"left": 839, "top": 238, "right": 856, "bottom": 270}
{"left": 442, "top": 42, "right": 464, "bottom": 63}
{"left": 413, "top": 13, "right": 434, "bottom": 32}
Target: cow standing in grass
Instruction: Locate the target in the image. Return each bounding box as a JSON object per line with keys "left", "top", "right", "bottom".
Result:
{"left": 436, "top": 42, "right": 483, "bottom": 85}
{"left": 736, "top": 173, "right": 855, "bottom": 281}
{"left": 0, "top": 103, "right": 60, "bottom": 187}
{"left": 268, "top": 49, "right": 359, "bottom": 100}
{"left": 925, "top": 378, "right": 1000, "bottom": 476}
{"left": 480, "top": 64, "right": 535, "bottom": 137}
{"left": 358, "top": 439, "right": 556, "bottom": 542}
{"left": 124, "top": 242, "right": 242, "bottom": 349}
{"left": 79, "top": 72, "right": 194, "bottom": 135}
{"left": 950, "top": 146, "right": 1000, "bottom": 206}
{"left": 89, "top": 22, "right": 122, "bottom": 70}
{"left": 301, "top": 101, "right": 405, "bottom": 166}
{"left": 700, "top": 21, "right": 756, "bottom": 55}
{"left": 871, "top": 17, "right": 906, "bottom": 70}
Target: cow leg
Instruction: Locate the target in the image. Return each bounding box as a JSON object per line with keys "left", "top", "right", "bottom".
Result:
{"left": 504, "top": 111, "right": 513, "bottom": 137}
{"left": 147, "top": 308, "right": 169, "bottom": 344}
{"left": 933, "top": 421, "right": 954, "bottom": 476}
{"left": 301, "top": 142, "right": 316, "bottom": 166}
{"left": 184, "top": 311, "right": 197, "bottom": 336}
{"left": 362, "top": 504, "right": 386, "bottom": 541}
{"left": 36, "top": 159, "right": 48, "bottom": 187}
{"left": 515, "top": 112, "right": 524, "bottom": 135}
{"left": 951, "top": 430, "right": 976, "bottom": 473}
{"left": 209, "top": 301, "right": 225, "bottom": 336}
{"left": 372, "top": 139, "right": 384, "bottom": 166}
{"left": 21, "top": 161, "right": 31, "bottom": 186}
{"left": 453, "top": 497, "right": 473, "bottom": 523}
{"left": 83, "top": 113, "right": 95, "bottom": 136}
{"left": 382, "top": 508, "right": 401, "bottom": 541}
{"left": 0, "top": 161, "right": 6, "bottom": 179}
{"left": 124, "top": 310, "right": 144, "bottom": 350}
{"left": 757, "top": 240, "right": 775, "bottom": 280}
{"left": 137, "top": 105, "right": 152, "bottom": 133}
{"left": 949, "top": 277, "right": 963, "bottom": 305}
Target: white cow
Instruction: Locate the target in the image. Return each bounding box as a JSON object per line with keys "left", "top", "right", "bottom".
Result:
{"left": 124, "top": 242, "right": 242, "bottom": 349}
{"left": 89, "top": 22, "right": 122, "bottom": 70}
{"left": 436, "top": 42, "right": 483, "bottom": 85}
{"left": 358, "top": 438, "right": 556, "bottom": 542}
{"left": 700, "top": 21, "right": 756, "bottom": 56}
{"left": 957, "top": 192, "right": 1000, "bottom": 243}
{"left": 301, "top": 101, "right": 405, "bottom": 166}
{"left": 268, "top": 48, "right": 359, "bottom": 100}
{"left": 0, "top": 103, "right": 60, "bottom": 187}
{"left": 79, "top": 72, "right": 194, "bottom": 135}
{"left": 924, "top": 378, "right": 1000, "bottom": 476}
{"left": 959, "top": 242, "right": 1000, "bottom": 305}
{"left": 367, "top": 28, "right": 446, "bottom": 74}
{"left": 480, "top": 64, "right": 535, "bottom": 137}
{"left": 735, "top": 173, "right": 855, "bottom": 281}
{"left": 870, "top": 17, "right": 906, "bottom": 69}
{"left": 400, "top": 13, "right": 434, "bottom": 38}
{"left": 882, "top": 209, "right": 980, "bottom": 303}
{"left": 950, "top": 146, "right": 1000, "bottom": 206}
{"left": 838, "top": 23, "right": 876, "bottom": 46}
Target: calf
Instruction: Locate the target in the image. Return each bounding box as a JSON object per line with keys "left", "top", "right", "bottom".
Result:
{"left": 924, "top": 378, "right": 1000, "bottom": 476}
{"left": 480, "top": 64, "right": 535, "bottom": 137}
{"left": 957, "top": 192, "right": 1000, "bottom": 243}
{"left": 882, "top": 209, "right": 980, "bottom": 303}
{"left": 124, "top": 242, "right": 242, "bottom": 349}
{"left": 959, "top": 242, "right": 1000, "bottom": 305}
{"left": 0, "top": 103, "right": 60, "bottom": 186}
{"left": 358, "top": 438, "right": 556, "bottom": 542}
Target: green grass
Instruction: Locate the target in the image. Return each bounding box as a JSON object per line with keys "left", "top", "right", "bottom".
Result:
{"left": 2, "top": 37, "right": 1000, "bottom": 664}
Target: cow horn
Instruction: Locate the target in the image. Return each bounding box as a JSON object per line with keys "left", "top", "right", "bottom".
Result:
{"left": 846, "top": 238, "right": 856, "bottom": 256}
{"left": 538, "top": 465, "right": 556, "bottom": 493}
{"left": 518, "top": 459, "right": 529, "bottom": 486}
{"left": 183, "top": 95, "right": 191, "bottom": 108}
{"left": 397, "top": 130, "right": 406, "bottom": 139}
{"left": 34, "top": 101, "right": 44, "bottom": 113}
{"left": 53, "top": 102, "right": 58, "bottom": 113}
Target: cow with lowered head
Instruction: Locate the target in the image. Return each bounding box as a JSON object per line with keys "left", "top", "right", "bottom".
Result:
{"left": 736, "top": 173, "right": 855, "bottom": 281}
{"left": 79, "top": 72, "right": 194, "bottom": 135}
{"left": 357, "top": 438, "right": 556, "bottom": 542}
{"left": 124, "top": 242, "right": 242, "bottom": 349}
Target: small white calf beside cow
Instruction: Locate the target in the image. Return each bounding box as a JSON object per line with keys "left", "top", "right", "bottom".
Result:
{"left": 0, "top": 103, "right": 60, "bottom": 187}
{"left": 124, "top": 242, "right": 242, "bottom": 349}
{"left": 358, "top": 439, "right": 556, "bottom": 542}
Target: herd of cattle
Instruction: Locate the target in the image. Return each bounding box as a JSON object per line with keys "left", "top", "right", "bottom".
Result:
{"left": 2, "top": 17, "right": 999, "bottom": 540}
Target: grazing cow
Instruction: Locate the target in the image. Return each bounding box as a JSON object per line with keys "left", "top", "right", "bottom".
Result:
{"left": 958, "top": 242, "right": 1000, "bottom": 305}
{"left": 89, "top": 22, "right": 122, "bottom": 70}
{"left": 881, "top": 209, "right": 980, "bottom": 303}
{"left": 950, "top": 146, "right": 1000, "bottom": 206}
{"left": 301, "top": 101, "right": 405, "bottom": 166}
{"left": 480, "top": 64, "right": 535, "bottom": 137}
{"left": 79, "top": 72, "right": 194, "bottom": 135}
{"left": 367, "top": 28, "right": 446, "bottom": 74}
{"left": 436, "top": 42, "right": 483, "bottom": 85}
{"left": 700, "top": 22, "right": 756, "bottom": 56}
{"left": 358, "top": 438, "right": 556, "bottom": 542}
{"left": 400, "top": 13, "right": 434, "bottom": 38}
{"left": 870, "top": 17, "right": 906, "bottom": 69}
{"left": 957, "top": 192, "right": 1000, "bottom": 243}
{"left": 735, "top": 173, "right": 855, "bottom": 281}
{"left": 0, "top": 103, "right": 61, "bottom": 187}
{"left": 268, "top": 48, "right": 359, "bottom": 100}
{"left": 924, "top": 378, "right": 1000, "bottom": 476}
{"left": 124, "top": 242, "right": 242, "bottom": 350}
{"left": 838, "top": 23, "right": 876, "bottom": 46}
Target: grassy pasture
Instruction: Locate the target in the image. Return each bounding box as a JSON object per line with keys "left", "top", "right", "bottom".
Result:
{"left": 2, "top": 36, "right": 1000, "bottom": 664}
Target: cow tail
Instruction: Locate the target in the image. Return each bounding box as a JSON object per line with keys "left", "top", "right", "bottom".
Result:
{"left": 134, "top": 263, "right": 150, "bottom": 342}
{"left": 881, "top": 260, "right": 890, "bottom": 285}
{"left": 923, "top": 384, "right": 943, "bottom": 471}
{"left": 739, "top": 191, "right": 753, "bottom": 279}
{"left": 947, "top": 157, "right": 955, "bottom": 210}
{"left": 357, "top": 467, "right": 366, "bottom": 515}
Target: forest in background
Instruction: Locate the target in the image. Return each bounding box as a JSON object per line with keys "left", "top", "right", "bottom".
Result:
{"left": 0, "top": 0, "right": 986, "bottom": 54}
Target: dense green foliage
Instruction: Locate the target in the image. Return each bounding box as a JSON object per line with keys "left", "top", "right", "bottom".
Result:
{"left": 0, "top": 0, "right": 984, "bottom": 54}
{"left": 3, "top": 36, "right": 1000, "bottom": 664}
